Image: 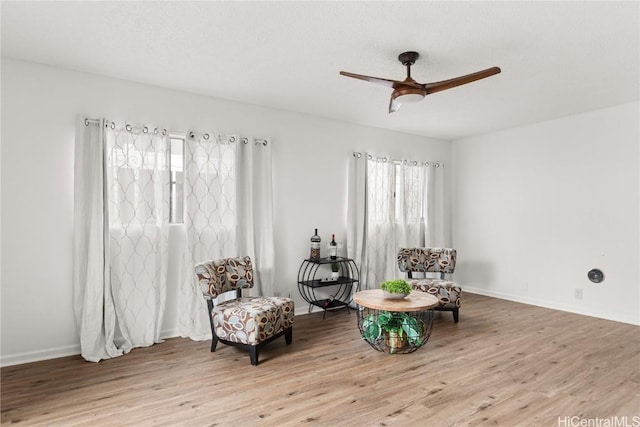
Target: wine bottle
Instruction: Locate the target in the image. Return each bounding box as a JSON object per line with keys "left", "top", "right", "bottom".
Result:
{"left": 310, "top": 228, "right": 321, "bottom": 260}
{"left": 323, "top": 295, "right": 335, "bottom": 308}
{"left": 329, "top": 234, "right": 337, "bottom": 260}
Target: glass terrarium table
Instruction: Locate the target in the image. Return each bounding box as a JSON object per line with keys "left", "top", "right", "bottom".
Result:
{"left": 353, "top": 289, "right": 438, "bottom": 354}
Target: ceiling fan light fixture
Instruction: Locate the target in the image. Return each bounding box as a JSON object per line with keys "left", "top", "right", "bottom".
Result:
{"left": 392, "top": 87, "right": 426, "bottom": 104}
{"left": 395, "top": 92, "right": 425, "bottom": 103}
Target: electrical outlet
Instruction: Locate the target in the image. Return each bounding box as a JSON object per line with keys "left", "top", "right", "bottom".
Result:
{"left": 574, "top": 288, "right": 583, "bottom": 300}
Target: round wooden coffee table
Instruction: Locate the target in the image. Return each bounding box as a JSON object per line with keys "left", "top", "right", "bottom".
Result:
{"left": 353, "top": 289, "right": 438, "bottom": 354}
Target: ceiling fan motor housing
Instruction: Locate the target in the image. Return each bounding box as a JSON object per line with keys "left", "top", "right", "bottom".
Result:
{"left": 393, "top": 51, "right": 426, "bottom": 102}
{"left": 398, "top": 51, "right": 420, "bottom": 66}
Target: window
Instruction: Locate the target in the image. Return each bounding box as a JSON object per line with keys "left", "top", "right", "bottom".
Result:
{"left": 170, "top": 135, "right": 184, "bottom": 223}
{"left": 397, "top": 161, "right": 425, "bottom": 224}
{"left": 368, "top": 157, "right": 425, "bottom": 225}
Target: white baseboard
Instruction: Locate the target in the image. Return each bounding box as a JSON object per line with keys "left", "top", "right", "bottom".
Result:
{"left": 463, "top": 286, "right": 640, "bottom": 326}
{"left": 0, "top": 344, "right": 81, "bottom": 368}
{"left": 0, "top": 328, "right": 184, "bottom": 368}
{"left": 295, "top": 305, "right": 322, "bottom": 316}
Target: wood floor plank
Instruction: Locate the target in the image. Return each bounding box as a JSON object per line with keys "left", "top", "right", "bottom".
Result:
{"left": 1, "top": 293, "right": 639, "bottom": 426}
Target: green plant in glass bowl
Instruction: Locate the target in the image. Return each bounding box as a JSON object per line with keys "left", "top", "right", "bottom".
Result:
{"left": 380, "top": 279, "right": 412, "bottom": 299}
{"left": 361, "top": 311, "right": 424, "bottom": 353}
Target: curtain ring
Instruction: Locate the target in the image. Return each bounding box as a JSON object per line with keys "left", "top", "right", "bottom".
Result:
{"left": 203, "top": 133, "right": 210, "bottom": 140}
{"left": 84, "top": 118, "right": 90, "bottom": 126}
{"left": 367, "top": 154, "right": 373, "bottom": 160}
{"left": 228, "top": 136, "right": 236, "bottom": 143}
{"left": 242, "top": 138, "right": 249, "bottom": 144}
{"left": 434, "top": 162, "right": 440, "bottom": 168}
{"left": 383, "top": 157, "right": 388, "bottom": 163}
{"left": 153, "top": 127, "right": 158, "bottom": 135}
{"left": 143, "top": 126, "right": 148, "bottom": 134}
{"left": 189, "top": 131, "right": 196, "bottom": 139}
{"left": 262, "top": 140, "right": 268, "bottom": 146}
{"left": 126, "top": 124, "right": 132, "bottom": 132}
{"left": 162, "top": 129, "right": 167, "bottom": 136}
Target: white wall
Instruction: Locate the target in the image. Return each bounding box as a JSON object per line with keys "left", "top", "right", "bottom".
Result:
{"left": 0, "top": 59, "right": 451, "bottom": 365}
{"left": 452, "top": 102, "right": 639, "bottom": 325}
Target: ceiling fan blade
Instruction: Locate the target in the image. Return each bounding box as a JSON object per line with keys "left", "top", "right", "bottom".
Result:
{"left": 423, "top": 67, "right": 501, "bottom": 95}
{"left": 389, "top": 97, "right": 401, "bottom": 113}
{"left": 340, "top": 71, "right": 407, "bottom": 89}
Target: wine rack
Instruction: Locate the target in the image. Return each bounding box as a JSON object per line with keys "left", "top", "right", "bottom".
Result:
{"left": 297, "top": 257, "right": 359, "bottom": 318}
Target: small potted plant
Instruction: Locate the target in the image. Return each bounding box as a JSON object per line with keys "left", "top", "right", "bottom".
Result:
{"left": 380, "top": 279, "right": 412, "bottom": 299}
{"left": 361, "top": 311, "right": 424, "bottom": 353}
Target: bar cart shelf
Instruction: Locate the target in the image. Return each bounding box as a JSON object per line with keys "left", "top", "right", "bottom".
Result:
{"left": 297, "top": 257, "right": 359, "bottom": 318}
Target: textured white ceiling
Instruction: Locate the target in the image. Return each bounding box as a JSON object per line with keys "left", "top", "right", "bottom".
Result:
{"left": 1, "top": 1, "right": 638, "bottom": 140}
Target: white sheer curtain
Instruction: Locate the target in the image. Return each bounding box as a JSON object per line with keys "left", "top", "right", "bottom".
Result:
{"left": 178, "top": 134, "right": 275, "bottom": 340}
{"left": 73, "top": 117, "right": 170, "bottom": 362}
{"left": 177, "top": 131, "right": 238, "bottom": 340}
{"left": 346, "top": 152, "right": 448, "bottom": 290}
{"left": 236, "top": 137, "right": 275, "bottom": 297}
{"left": 364, "top": 156, "right": 397, "bottom": 288}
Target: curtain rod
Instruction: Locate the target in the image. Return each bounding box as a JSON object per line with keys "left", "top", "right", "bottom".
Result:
{"left": 220, "top": 135, "right": 269, "bottom": 146}
{"left": 85, "top": 117, "right": 269, "bottom": 145}
{"left": 352, "top": 151, "right": 441, "bottom": 167}
{"left": 84, "top": 117, "right": 167, "bottom": 134}
{"left": 185, "top": 133, "right": 269, "bottom": 146}
{"left": 240, "top": 137, "right": 269, "bottom": 146}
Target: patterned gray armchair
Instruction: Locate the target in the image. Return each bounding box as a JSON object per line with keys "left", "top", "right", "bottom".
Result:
{"left": 397, "top": 248, "right": 462, "bottom": 323}
{"left": 194, "top": 256, "right": 295, "bottom": 365}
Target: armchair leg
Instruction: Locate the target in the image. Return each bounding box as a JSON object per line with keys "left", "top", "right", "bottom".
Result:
{"left": 453, "top": 307, "right": 459, "bottom": 323}
{"left": 207, "top": 300, "right": 218, "bottom": 352}
{"left": 285, "top": 327, "right": 293, "bottom": 345}
{"left": 249, "top": 346, "right": 259, "bottom": 366}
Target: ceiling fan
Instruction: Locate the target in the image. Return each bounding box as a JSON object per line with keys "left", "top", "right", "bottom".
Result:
{"left": 340, "top": 51, "right": 501, "bottom": 113}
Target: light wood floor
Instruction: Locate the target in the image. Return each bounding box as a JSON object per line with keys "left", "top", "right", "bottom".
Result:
{"left": 2, "top": 293, "right": 639, "bottom": 426}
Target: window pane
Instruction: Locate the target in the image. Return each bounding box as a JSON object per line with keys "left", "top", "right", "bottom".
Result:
{"left": 394, "top": 163, "right": 401, "bottom": 222}
{"left": 170, "top": 137, "right": 184, "bottom": 223}
{"left": 367, "top": 158, "right": 393, "bottom": 223}
{"left": 403, "top": 164, "right": 424, "bottom": 223}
